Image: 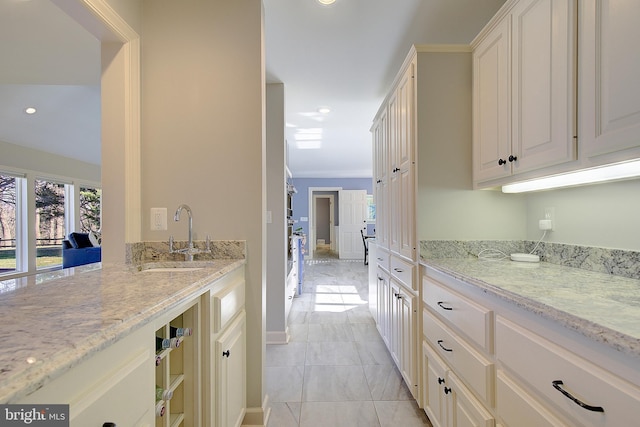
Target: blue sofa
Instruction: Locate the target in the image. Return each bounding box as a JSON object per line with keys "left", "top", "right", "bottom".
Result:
{"left": 62, "top": 232, "right": 101, "bottom": 268}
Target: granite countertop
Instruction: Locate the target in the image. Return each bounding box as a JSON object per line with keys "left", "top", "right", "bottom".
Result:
{"left": 420, "top": 257, "right": 640, "bottom": 359}
{"left": 0, "top": 259, "right": 245, "bottom": 403}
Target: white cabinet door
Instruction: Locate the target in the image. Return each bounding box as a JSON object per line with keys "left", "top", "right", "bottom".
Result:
{"left": 581, "top": 0, "right": 640, "bottom": 160}
{"left": 215, "top": 311, "right": 246, "bottom": 427}
{"left": 511, "top": 0, "right": 577, "bottom": 174}
{"left": 399, "top": 284, "right": 417, "bottom": 399}
{"left": 389, "top": 280, "right": 402, "bottom": 367}
{"left": 447, "top": 372, "right": 495, "bottom": 427}
{"left": 376, "top": 267, "right": 390, "bottom": 347}
{"left": 392, "top": 62, "right": 416, "bottom": 260}
{"left": 372, "top": 108, "right": 389, "bottom": 249}
{"left": 422, "top": 341, "right": 449, "bottom": 427}
{"left": 473, "top": 0, "right": 577, "bottom": 186}
{"left": 473, "top": 17, "right": 511, "bottom": 183}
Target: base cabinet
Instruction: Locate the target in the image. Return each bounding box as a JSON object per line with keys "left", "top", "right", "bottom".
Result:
{"left": 422, "top": 342, "right": 495, "bottom": 427}
{"left": 19, "top": 323, "right": 155, "bottom": 427}
{"left": 18, "top": 265, "right": 246, "bottom": 427}
{"left": 422, "top": 265, "right": 640, "bottom": 427}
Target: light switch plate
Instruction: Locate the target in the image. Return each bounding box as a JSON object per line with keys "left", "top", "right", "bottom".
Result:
{"left": 151, "top": 208, "right": 167, "bottom": 230}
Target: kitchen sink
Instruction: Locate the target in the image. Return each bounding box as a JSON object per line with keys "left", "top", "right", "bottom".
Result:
{"left": 137, "top": 260, "right": 215, "bottom": 272}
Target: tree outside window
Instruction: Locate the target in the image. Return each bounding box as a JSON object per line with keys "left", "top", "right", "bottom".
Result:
{"left": 80, "top": 187, "right": 101, "bottom": 234}
{"left": 0, "top": 175, "right": 17, "bottom": 273}
{"left": 35, "top": 179, "right": 65, "bottom": 269}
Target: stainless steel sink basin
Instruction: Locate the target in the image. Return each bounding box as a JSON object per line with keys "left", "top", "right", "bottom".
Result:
{"left": 141, "top": 267, "right": 204, "bottom": 272}
{"left": 137, "top": 261, "right": 215, "bottom": 272}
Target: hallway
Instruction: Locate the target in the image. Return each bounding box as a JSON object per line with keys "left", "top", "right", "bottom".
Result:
{"left": 265, "top": 259, "right": 432, "bottom": 427}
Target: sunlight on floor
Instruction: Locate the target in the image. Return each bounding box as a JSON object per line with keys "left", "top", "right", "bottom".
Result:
{"left": 311, "top": 284, "right": 368, "bottom": 312}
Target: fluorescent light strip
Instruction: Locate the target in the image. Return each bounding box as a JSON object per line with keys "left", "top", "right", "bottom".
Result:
{"left": 501, "top": 159, "right": 640, "bottom": 193}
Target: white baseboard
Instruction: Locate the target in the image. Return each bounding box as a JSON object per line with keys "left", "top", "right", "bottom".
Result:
{"left": 266, "top": 328, "right": 290, "bottom": 345}
{"left": 242, "top": 394, "right": 271, "bottom": 427}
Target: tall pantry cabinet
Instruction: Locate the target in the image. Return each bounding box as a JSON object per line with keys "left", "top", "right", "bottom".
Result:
{"left": 371, "top": 45, "right": 474, "bottom": 401}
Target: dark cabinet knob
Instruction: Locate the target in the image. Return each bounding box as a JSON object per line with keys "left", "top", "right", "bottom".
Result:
{"left": 222, "top": 350, "right": 231, "bottom": 358}
{"left": 444, "top": 387, "right": 452, "bottom": 395}
{"left": 103, "top": 423, "right": 117, "bottom": 427}
{"left": 498, "top": 158, "right": 506, "bottom": 166}
{"left": 509, "top": 154, "right": 518, "bottom": 162}
{"left": 438, "top": 377, "right": 445, "bottom": 385}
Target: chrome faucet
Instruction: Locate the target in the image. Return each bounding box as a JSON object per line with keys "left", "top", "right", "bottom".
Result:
{"left": 175, "top": 204, "right": 193, "bottom": 252}
{"left": 169, "top": 204, "right": 211, "bottom": 261}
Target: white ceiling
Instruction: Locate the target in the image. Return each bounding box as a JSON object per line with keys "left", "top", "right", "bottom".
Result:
{"left": 0, "top": 0, "right": 101, "bottom": 165}
{"left": 0, "top": 0, "right": 506, "bottom": 176}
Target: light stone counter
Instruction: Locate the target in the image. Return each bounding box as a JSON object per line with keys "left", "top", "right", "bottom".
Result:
{"left": 421, "top": 258, "right": 640, "bottom": 359}
{"left": 0, "top": 259, "right": 245, "bottom": 403}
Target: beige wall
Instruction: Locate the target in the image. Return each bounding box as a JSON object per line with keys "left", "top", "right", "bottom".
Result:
{"left": 266, "top": 83, "right": 287, "bottom": 336}
{"left": 524, "top": 179, "right": 640, "bottom": 251}
{"left": 140, "top": 0, "right": 266, "bottom": 414}
{"left": 416, "top": 50, "right": 527, "bottom": 242}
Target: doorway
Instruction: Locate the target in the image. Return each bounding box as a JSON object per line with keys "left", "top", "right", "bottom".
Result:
{"left": 313, "top": 194, "right": 336, "bottom": 258}
{"left": 308, "top": 187, "right": 340, "bottom": 259}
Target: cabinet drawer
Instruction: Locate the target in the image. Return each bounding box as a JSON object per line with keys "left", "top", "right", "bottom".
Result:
{"left": 496, "top": 316, "right": 640, "bottom": 427}
{"left": 423, "top": 308, "right": 494, "bottom": 406}
{"left": 390, "top": 255, "right": 415, "bottom": 291}
{"left": 211, "top": 276, "right": 245, "bottom": 333}
{"left": 422, "top": 275, "right": 493, "bottom": 352}
{"left": 375, "top": 246, "right": 390, "bottom": 271}
{"left": 497, "top": 369, "right": 569, "bottom": 427}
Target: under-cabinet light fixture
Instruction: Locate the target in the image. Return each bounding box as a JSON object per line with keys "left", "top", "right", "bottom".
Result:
{"left": 317, "top": 0, "right": 336, "bottom": 5}
{"left": 501, "top": 159, "right": 640, "bottom": 193}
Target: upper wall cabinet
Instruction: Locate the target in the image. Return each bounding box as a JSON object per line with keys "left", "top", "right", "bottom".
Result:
{"left": 472, "top": 0, "right": 577, "bottom": 187}
{"left": 580, "top": 0, "right": 640, "bottom": 164}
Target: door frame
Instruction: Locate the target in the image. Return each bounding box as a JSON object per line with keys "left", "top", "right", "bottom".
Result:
{"left": 307, "top": 187, "right": 341, "bottom": 258}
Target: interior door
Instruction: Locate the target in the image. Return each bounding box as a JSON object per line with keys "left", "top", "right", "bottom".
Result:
{"left": 338, "top": 189, "right": 367, "bottom": 259}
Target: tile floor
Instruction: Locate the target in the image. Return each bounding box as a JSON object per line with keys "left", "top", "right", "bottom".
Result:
{"left": 266, "top": 258, "right": 432, "bottom": 427}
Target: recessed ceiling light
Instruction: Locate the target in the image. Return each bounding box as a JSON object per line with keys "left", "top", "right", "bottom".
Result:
{"left": 317, "top": 0, "right": 336, "bottom": 5}
{"left": 318, "top": 107, "right": 331, "bottom": 114}
{"left": 25, "top": 107, "right": 37, "bottom": 114}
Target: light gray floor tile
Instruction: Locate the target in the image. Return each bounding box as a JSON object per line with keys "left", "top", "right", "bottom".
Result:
{"left": 265, "top": 366, "right": 304, "bottom": 403}
{"left": 303, "top": 365, "right": 372, "bottom": 402}
{"left": 308, "top": 310, "right": 349, "bottom": 323}
{"left": 374, "top": 400, "right": 433, "bottom": 427}
{"left": 266, "top": 341, "right": 307, "bottom": 367}
{"left": 264, "top": 258, "right": 432, "bottom": 426}
{"left": 300, "top": 401, "right": 381, "bottom": 427}
{"left": 287, "top": 323, "right": 309, "bottom": 342}
{"left": 307, "top": 323, "right": 354, "bottom": 342}
{"left": 364, "top": 364, "right": 414, "bottom": 401}
{"left": 351, "top": 323, "right": 385, "bottom": 342}
{"left": 305, "top": 341, "right": 361, "bottom": 365}
{"left": 355, "top": 341, "right": 395, "bottom": 365}
{"left": 267, "top": 402, "right": 301, "bottom": 427}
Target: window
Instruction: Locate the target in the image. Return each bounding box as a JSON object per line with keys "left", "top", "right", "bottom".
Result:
{"left": 0, "top": 174, "right": 18, "bottom": 274}
{"left": 35, "top": 179, "right": 67, "bottom": 269}
{"left": 0, "top": 169, "right": 100, "bottom": 278}
{"left": 79, "top": 187, "right": 101, "bottom": 233}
